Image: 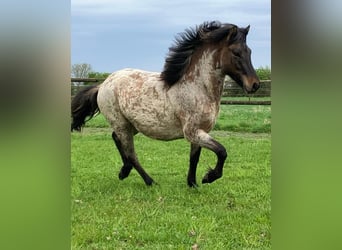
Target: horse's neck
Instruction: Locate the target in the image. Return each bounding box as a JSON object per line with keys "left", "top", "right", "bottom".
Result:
{"left": 184, "top": 49, "right": 225, "bottom": 102}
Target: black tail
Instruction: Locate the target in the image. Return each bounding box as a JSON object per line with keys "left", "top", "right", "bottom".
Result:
{"left": 71, "top": 85, "right": 99, "bottom": 131}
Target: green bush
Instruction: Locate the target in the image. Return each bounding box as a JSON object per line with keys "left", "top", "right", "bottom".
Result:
{"left": 256, "top": 66, "right": 271, "bottom": 80}
{"left": 88, "top": 71, "right": 110, "bottom": 79}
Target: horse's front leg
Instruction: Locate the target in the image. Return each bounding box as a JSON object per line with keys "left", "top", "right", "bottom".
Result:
{"left": 201, "top": 139, "right": 227, "bottom": 184}
{"left": 187, "top": 143, "right": 202, "bottom": 187}
{"left": 184, "top": 128, "right": 227, "bottom": 184}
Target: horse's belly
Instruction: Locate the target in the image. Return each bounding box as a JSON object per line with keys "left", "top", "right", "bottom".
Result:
{"left": 129, "top": 112, "right": 184, "bottom": 140}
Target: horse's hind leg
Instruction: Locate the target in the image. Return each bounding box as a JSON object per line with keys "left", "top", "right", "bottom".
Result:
{"left": 112, "top": 131, "right": 154, "bottom": 186}
{"left": 128, "top": 155, "right": 155, "bottom": 186}
{"left": 112, "top": 132, "right": 133, "bottom": 180}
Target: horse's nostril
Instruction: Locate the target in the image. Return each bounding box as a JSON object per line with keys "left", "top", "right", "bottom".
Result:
{"left": 252, "top": 82, "right": 260, "bottom": 91}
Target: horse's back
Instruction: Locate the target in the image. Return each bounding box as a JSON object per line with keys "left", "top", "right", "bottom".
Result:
{"left": 97, "top": 68, "right": 184, "bottom": 140}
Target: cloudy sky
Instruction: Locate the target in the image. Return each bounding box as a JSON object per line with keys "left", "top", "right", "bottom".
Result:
{"left": 71, "top": 0, "right": 270, "bottom": 73}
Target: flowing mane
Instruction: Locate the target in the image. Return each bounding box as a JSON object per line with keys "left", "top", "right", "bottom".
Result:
{"left": 160, "top": 21, "right": 238, "bottom": 86}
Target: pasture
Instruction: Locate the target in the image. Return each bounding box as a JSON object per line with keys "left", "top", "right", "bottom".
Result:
{"left": 71, "top": 104, "right": 271, "bottom": 249}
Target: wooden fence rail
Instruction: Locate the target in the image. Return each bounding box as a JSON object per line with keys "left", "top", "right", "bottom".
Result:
{"left": 71, "top": 78, "right": 106, "bottom": 83}
{"left": 71, "top": 78, "right": 271, "bottom": 105}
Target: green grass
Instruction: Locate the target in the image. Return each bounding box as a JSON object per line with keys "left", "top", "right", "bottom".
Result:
{"left": 214, "top": 105, "right": 271, "bottom": 133}
{"left": 71, "top": 103, "right": 271, "bottom": 249}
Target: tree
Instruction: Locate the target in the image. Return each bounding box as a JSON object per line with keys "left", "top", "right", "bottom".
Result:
{"left": 71, "top": 63, "right": 92, "bottom": 78}
{"left": 71, "top": 63, "right": 93, "bottom": 86}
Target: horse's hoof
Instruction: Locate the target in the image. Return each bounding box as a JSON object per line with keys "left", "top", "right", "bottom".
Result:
{"left": 187, "top": 180, "right": 198, "bottom": 188}
{"left": 118, "top": 172, "right": 128, "bottom": 180}
{"left": 118, "top": 166, "right": 132, "bottom": 180}
{"left": 202, "top": 175, "right": 210, "bottom": 184}
{"left": 202, "top": 168, "right": 220, "bottom": 184}
{"left": 145, "top": 178, "right": 155, "bottom": 186}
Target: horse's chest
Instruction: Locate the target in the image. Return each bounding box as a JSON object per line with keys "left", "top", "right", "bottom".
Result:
{"left": 177, "top": 100, "right": 219, "bottom": 132}
{"left": 198, "top": 105, "right": 219, "bottom": 131}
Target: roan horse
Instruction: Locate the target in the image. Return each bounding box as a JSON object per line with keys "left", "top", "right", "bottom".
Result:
{"left": 71, "top": 21, "right": 260, "bottom": 187}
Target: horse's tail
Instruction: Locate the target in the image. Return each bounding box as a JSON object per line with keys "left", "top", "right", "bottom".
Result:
{"left": 71, "top": 85, "right": 100, "bottom": 131}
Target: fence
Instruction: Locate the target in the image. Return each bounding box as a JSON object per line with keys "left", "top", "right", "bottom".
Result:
{"left": 71, "top": 78, "right": 271, "bottom": 105}
{"left": 221, "top": 79, "right": 271, "bottom": 105}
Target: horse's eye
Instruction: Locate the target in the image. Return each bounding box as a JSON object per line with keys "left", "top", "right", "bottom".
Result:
{"left": 232, "top": 50, "right": 241, "bottom": 58}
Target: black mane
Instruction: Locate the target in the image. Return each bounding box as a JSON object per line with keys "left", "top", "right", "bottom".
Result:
{"left": 160, "top": 21, "right": 237, "bottom": 86}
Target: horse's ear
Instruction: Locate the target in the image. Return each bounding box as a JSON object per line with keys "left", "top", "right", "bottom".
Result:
{"left": 244, "top": 25, "right": 250, "bottom": 35}
{"left": 231, "top": 26, "right": 238, "bottom": 36}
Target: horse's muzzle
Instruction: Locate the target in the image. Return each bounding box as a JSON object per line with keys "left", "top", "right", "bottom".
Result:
{"left": 241, "top": 75, "right": 260, "bottom": 94}
{"left": 251, "top": 82, "right": 260, "bottom": 92}
{"left": 244, "top": 81, "right": 260, "bottom": 94}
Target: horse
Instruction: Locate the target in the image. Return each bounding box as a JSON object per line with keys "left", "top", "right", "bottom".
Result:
{"left": 71, "top": 21, "right": 260, "bottom": 187}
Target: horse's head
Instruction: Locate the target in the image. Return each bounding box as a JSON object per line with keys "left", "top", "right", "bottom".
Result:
{"left": 219, "top": 25, "right": 260, "bottom": 94}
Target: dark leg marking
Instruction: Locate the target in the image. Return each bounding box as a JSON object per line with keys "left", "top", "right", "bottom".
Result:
{"left": 129, "top": 156, "right": 155, "bottom": 186}
{"left": 187, "top": 144, "right": 201, "bottom": 187}
{"left": 112, "top": 132, "right": 132, "bottom": 180}
{"left": 112, "top": 131, "right": 154, "bottom": 186}
{"left": 202, "top": 140, "right": 227, "bottom": 184}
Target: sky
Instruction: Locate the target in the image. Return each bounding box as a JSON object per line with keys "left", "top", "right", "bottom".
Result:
{"left": 71, "top": 0, "right": 270, "bottom": 73}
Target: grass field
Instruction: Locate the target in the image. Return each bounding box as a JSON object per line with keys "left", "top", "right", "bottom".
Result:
{"left": 71, "top": 104, "right": 271, "bottom": 249}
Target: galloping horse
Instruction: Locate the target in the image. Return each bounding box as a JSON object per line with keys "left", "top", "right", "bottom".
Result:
{"left": 71, "top": 21, "right": 260, "bottom": 187}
